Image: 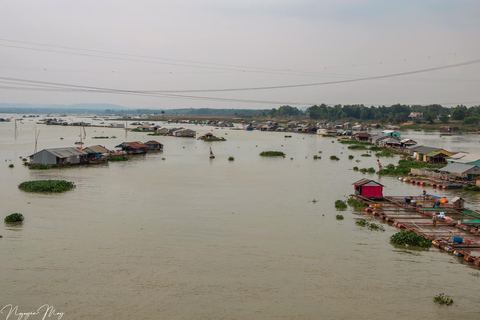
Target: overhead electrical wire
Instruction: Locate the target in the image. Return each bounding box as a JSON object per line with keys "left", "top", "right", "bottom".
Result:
{"left": 0, "top": 38, "right": 464, "bottom": 77}
{"left": 1, "top": 57, "right": 479, "bottom": 105}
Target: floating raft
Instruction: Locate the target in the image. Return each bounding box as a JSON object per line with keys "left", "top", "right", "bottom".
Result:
{"left": 398, "top": 177, "right": 464, "bottom": 189}
{"left": 353, "top": 195, "right": 480, "bottom": 266}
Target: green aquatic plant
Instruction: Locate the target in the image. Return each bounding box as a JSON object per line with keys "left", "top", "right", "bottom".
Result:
{"left": 8, "top": 164, "right": 14, "bottom": 168}
{"left": 330, "top": 156, "right": 340, "bottom": 160}
{"left": 355, "top": 218, "right": 385, "bottom": 231}
{"left": 348, "top": 145, "right": 367, "bottom": 150}
{"left": 353, "top": 167, "right": 359, "bottom": 171}
{"left": 228, "top": 156, "right": 234, "bottom": 161}
{"left": 347, "top": 197, "right": 366, "bottom": 208}
{"left": 390, "top": 231, "right": 431, "bottom": 248}
{"left": 335, "top": 200, "right": 347, "bottom": 210}
{"left": 336, "top": 214, "right": 344, "bottom": 220}
{"left": 313, "top": 155, "right": 321, "bottom": 160}
{"left": 18, "top": 180, "right": 75, "bottom": 193}
{"left": 348, "top": 155, "right": 354, "bottom": 160}
{"left": 109, "top": 155, "right": 128, "bottom": 162}
{"left": 29, "top": 164, "right": 50, "bottom": 170}
{"left": 260, "top": 151, "right": 285, "bottom": 157}
{"left": 5, "top": 213, "right": 24, "bottom": 223}
{"left": 360, "top": 154, "right": 371, "bottom": 157}
{"left": 434, "top": 293, "right": 453, "bottom": 306}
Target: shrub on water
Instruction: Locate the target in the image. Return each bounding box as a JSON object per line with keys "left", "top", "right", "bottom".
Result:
{"left": 260, "top": 151, "right": 285, "bottom": 157}
{"left": 348, "top": 155, "right": 354, "bottom": 160}
{"left": 8, "top": 164, "right": 14, "bottom": 168}
{"left": 5, "top": 213, "right": 24, "bottom": 223}
{"left": 29, "top": 164, "right": 49, "bottom": 170}
{"left": 390, "top": 231, "right": 431, "bottom": 248}
{"left": 434, "top": 293, "right": 453, "bottom": 306}
{"left": 360, "top": 154, "right": 371, "bottom": 157}
{"left": 228, "top": 156, "right": 234, "bottom": 161}
{"left": 348, "top": 145, "right": 367, "bottom": 150}
{"left": 348, "top": 197, "right": 366, "bottom": 208}
{"left": 330, "top": 156, "right": 340, "bottom": 160}
{"left": 18, "top": 180, "right": 75, "bottom": 193}
{"left": 353, "top": 167, "right": 359, "bottom": 171}
{"left": 109, "top": 155, "right": 128, "bottom": 162}
{"left": 336, "top": 214, "right": 344, "bottom": 220}
{"left": 335, "top": 200, "right": 347, "bottom": 209}
{"left": 367, "top": 167, "right": 376, "bottom": 173}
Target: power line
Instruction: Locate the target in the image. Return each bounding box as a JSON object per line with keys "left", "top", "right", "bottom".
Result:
{"left": 0, "top": 38, "right": 464, "bottom": 77}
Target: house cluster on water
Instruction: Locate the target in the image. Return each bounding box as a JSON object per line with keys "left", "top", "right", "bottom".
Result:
{"left": 132, "top": 124, "right": 196, "bottom": 137}
{"left": 29, "top": 140, "right": 163, "bottom": 166}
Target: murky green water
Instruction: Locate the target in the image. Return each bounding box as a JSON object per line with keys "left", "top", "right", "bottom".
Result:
{"left": 1, "top": 116, "right": 480, "bottom": 319}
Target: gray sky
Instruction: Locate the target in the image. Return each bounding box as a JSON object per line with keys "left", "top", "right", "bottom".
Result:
{"left": 0, "top": 0, "right": 479, "bottom": 109}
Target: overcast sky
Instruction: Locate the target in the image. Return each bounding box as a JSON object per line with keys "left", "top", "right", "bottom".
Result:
{"left": 0, "top": 0, "right": 479, "bottom": 109}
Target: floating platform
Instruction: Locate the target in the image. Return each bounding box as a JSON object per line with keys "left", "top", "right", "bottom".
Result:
{"left": 353, "top": 195, "right": 480, "bottom": 266}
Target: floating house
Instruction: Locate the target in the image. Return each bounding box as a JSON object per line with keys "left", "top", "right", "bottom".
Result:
{"left": 408, "top": 146, "right": 454, "bottom": 162}
{"left": 369, "top": 135, "right": 389, "bottom": 146}
{"left": 354, "top": 132, "right": 371, "bottom": 141}
{"left": 425, "top": 151, "right": 452, "bottom": 164}
{"left": 115, "top": 142, "right": 148, "bottom": 154}
{"left": 353, "top": 178, "right": 384, "bottom": 198}
{"left": 400, "top": 138, "right": 417, "bottom": 147}
{"left": 145, "top": 140, "right": 163, "bottom": 150}
{"left": 173, "top": 128, "right": 196, "bottom": 137}
{"left": 83, "top": 145, "right": 110, "bottom": 163}
{"left": 382, "top": 130, "right": 401, "bottom": 139}
{"left": 439, "top": 163, "right": 480, "bottom": 180}
{"left": 30, "top": 147, "right": 88, "bottom": 165}
{"left": 451, "top": 197, "right": 465, "bottom": 209}
{"left": 447, "top": 153, "right": 480, "bottom": 167}
{"left": 156, "top": 127, "right": 170, "bottom": 135}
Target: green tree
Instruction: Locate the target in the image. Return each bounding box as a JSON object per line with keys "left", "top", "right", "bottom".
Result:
{"left": 451, "top": 106, "right": 467, "bottom": 120}
{"left": 424, "top": 113, "right": 436, "bottom": 124}
{"left": 439, "top": 113, "right": 449, "bottom": 124}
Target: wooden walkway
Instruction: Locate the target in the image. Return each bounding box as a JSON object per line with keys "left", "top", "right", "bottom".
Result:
{"left": 354, "top": 195, "right": 480, "bottom": 266}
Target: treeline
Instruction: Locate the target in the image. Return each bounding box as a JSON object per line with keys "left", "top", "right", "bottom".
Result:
{"left": 269, "top": 104, "right": 480, "bottom": 124}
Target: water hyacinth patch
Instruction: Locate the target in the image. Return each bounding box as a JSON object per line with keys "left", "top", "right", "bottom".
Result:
{"left": 18, "top": 180, "right": 75, "bottom": 193}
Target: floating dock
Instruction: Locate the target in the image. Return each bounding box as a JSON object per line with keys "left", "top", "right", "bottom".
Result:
{"left": 353, "top": 194, "right": 480, "bottom": 266}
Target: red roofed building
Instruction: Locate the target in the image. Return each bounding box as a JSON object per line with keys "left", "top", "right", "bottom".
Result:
{"left": 354, "top": 132, "right": 371, "bottom": 141}
{"left": 115, "top": 142, "right": 148, "bottom": 154}
{"left": 353, "top": 178, "right": 384, "bottom": 198}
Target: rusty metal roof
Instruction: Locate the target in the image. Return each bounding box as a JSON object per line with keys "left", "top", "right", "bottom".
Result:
{"left": 145, "top": 140, "right": 163, "bottom": 145}
{"left": 352, "top": 178, "right": 384, "bottom": 187}
{"left": 84, "top": 145, "right": 110, "bottom": 154}
{"left": 115, "top": 141, "right": 148, "bottom": 149}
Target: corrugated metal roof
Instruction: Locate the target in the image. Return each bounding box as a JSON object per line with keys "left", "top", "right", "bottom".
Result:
{"left": 145, "top": 140, "right": 163, "bottom": 145}
{"left": 352, "top": 178, "right": 385, "bottom": 187}
{"left": 42, "top": 147, "right": 87, "bottom": 158}
{"left": 355, "top": 132, "right": 370, "bottom": 137}
{"left": 84, "top": 145, "right": 109, "bottom": 154}
{"left": 439, "top": 163, "right": 479, "bottom": 174}
{"left": 448, "top": 152, "right": 480, "bottom": 163}
{"left": 115, "top": 141, "right": 148, "bottom": 149}
{"left": 411, "top": 146, "right": 439, "bottom": 154}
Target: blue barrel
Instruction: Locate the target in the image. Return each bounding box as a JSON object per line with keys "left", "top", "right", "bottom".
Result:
{"left": 453, "top": 236, "right": 463, "bottom": 244}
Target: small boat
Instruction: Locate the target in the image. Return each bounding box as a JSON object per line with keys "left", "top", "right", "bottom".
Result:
{"left": 209, "top": 147, "right": 215, "bottom": 159}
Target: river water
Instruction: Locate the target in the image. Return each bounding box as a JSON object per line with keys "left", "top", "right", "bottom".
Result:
{"left": 1, "top": 116, "right": 480, "bottom": 319}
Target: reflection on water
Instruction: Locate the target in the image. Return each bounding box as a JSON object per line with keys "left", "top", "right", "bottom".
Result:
{"left": 1, "top": 117, "right": 479, "bottom": 319}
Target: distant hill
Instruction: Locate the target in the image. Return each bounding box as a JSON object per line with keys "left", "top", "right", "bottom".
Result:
{"left": 0, "top": 103, "right": 129, "bottom": 110}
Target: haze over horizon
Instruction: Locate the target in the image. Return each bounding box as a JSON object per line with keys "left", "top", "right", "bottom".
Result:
{"left": 1, "top": 0, "right": 479, "bottom": 110}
